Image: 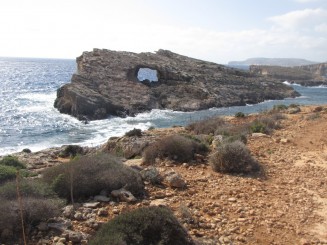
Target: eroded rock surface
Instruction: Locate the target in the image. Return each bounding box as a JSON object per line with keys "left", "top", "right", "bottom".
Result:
{"left": 55, "top": 49, "right": 299, "bottom": 120}
{"left": 250, "top": 62, "right": 327, "bottom": 86}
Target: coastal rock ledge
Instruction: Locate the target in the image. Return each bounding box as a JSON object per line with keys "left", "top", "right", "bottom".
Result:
{"left": 54, "top": 49, "right": 299, "bottom": 120}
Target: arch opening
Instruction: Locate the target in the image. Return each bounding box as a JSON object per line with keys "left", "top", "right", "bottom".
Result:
{"left": 137, "top": 68, "right": 158, "bottom": 82}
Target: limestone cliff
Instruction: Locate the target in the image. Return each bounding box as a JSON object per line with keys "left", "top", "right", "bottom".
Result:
{"left": 250, "top": 63, "right": 327, "bottom": 86}
{"left": 54, "top": 49, "right": 299, "bottom": 120}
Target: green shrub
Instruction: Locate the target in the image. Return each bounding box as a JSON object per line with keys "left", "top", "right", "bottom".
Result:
{"left": 0, "top": 155, "right": 26, "bottom": 169}
{"left": 42, "top": 153, "right": 144, "bottom": 201}
{"left": 0, "top": 179, "right": 64, "bottom": 243}
{"left": 142, "top": 135, "right": 206, "bottom": 165}
{"left": 272, "top": 104, "right": 288, "bottom": 111}
{"left": 125, "top": 128, "right": 142, "bottom": 137}
{"left": 235, "top": 112, "right": 245, "bottom": 118}
{"left": 210, "top": 141, "right": 260, "bottom": 174}
{"left": 89, "top": 206, "right": 194, "bottom": 245}
{"left": 0, "top": 165, "right": 17, "bottom": 183}
{"left": 249, "top": 116, "right": 280, "bottom": 134}
{"left": 186, "top": 116, "right": 225, "bottom": 135}
{"left": 22, "top": 148, "right": 31, "bottom": 153}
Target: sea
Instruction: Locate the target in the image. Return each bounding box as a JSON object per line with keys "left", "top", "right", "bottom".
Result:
{"left": 1, "top": 57, "right": 327, "bottom": 156}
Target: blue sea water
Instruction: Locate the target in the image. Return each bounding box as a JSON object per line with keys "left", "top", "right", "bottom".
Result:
{"left": 0, "top": 57, "right": 327, "bottom": 155}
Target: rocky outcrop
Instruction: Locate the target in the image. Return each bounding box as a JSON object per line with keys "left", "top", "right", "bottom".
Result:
{"left": 55, "top": 49, "right": 299, "bottom": 120}
{"left": 250, "top": 63, "right": 327, "bottom": 86}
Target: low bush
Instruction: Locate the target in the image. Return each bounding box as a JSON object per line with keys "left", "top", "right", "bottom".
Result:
{"left": 249, "top": 116, "right": 281, "bottom": 134}
{"left": 272, "top": 104, "right": 288, "bottom": 112}
{"left": 186, "top": 116, "right": 225, "bottom": 135}
{"left": 235, "top": 112, "right": 245, "bottom": 118}
{"left": 0, "top": 179, "right": 64, "bottom": 243}
{"left": 59, "top": 145, "right": 84, "bottom": 158}
{"left": 0, "top": 165, "right": 17, "bottom": 183}
{"left": 0, "top": 155, "right": 26, "bottom": 169}
{"left": 89, "top": 206, "right": 194, "bottom": 245}
{"left": 142, "top": 135, "right": 207, "bottom": 165}
{"left": 210, "top": 141, "right": 260, "bottom": 174}
{"left": 125, "top": 128, "right": 142, "bottom": 137}
{"left": 22, "top": 148, "right": 32, "bottom": 153}
{"left": 42, "top": 153, "right": 144, "bottom": 201}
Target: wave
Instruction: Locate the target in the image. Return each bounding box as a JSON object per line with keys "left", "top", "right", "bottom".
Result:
{"left": 283, "top": 81, "right": 302, "bottom": 86}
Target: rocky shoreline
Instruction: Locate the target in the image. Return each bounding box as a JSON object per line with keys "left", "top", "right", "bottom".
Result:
{"left": 54, "top": 49, "right": 299, "bottom": 120}
{"left": 2, "top": 105, "right": 327, "bottom": 244}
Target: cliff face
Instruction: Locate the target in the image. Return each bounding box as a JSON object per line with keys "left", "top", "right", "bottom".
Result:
{"left": 250, "top": 63, "right": 327, "bottom": 86}
{"left": 54, "top": 49, "right": 299, "bottom": 120}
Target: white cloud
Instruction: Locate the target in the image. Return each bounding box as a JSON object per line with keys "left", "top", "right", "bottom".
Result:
{"left": 268, "top": 8, "right": 327, "bottom": 30}
{"left": 294, "top": 0, "right": 321, "bottom": 3}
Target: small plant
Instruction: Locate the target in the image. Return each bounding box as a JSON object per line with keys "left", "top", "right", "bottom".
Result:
{"left": 306, "top": 113, "right": 320, "bottom": 120}
{"left": 89, "top": 206, "right": 194, "bottom": 245}
{"left": 125, "top": 128, "right": 142, "bottom": 137}
{"left": 186, "top": 116, "right": 225, "bottom": 135}
{"left": 0, "top": 165, "right": 17, "bottom": 183}
{"left": 0, "top": 155, "right": 26, "bottom": 169}
{"left": 250, "top": 121, "right": 266, "bottom": 133}
{"left": 235, "top": 112, "right": 245, "bottom": 118}
{"left": 0, "top": 179, "right": 64, "bottom": 243}
{"left": 148, "top": 126, "right": 155, "bottom": 131}
{"left": 272, "top": 104, "right": 288, "bottom": 111}
{"left": 59, "top": 145, "right": 84, "bottom": 158}
{"left": 210, "top": 141, "right": 260, "bottom": 174}
{"left": 22, "top": 148, "right": 31, "bottom": 153}
{"left": 249, "top": 116, "right": 280, "bottom": 134}
{"left": 142, "top": 135, "right": 206, "bottom": 165}
{"left": 43, "top": 153, "right": 144, "bottom": 201}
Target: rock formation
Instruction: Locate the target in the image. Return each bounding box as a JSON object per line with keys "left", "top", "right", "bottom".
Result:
{"left": 250, "top": 63, "right": 327, "bottom": 86}
{"left": 54, "top": 49, "right": 299, "bottom": 120}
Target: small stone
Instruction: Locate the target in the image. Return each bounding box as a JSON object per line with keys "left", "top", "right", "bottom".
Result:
{"left": 63, "top": 205, "right": 75, "bottom": 218}
{"left": 74, "top": 212, "right": 84, "bottom": 220}
{"left": 228, "top": 197, "right": 237, "bottom": 202}
{"left": 252, "top": 133, "right": 269, "bottom": 138}
{"left": 165, "top": 172, "right": 186, "bottom": 188}
{"left": 111, "top": 188, "right": 137, "bottom": 202}
{"left": 97, "top": 207, "right": 108, "bottom": 216}
{"left": 280, "top": 138, "right": 290, "bottom": 144}
{"left": 94, "top": 195, "right": 110, "bottom": 202}
{"left": 83, "top": 202, "right": 100, "bottom": 208}
{"left": 150, "top": 199, "right": 168, "bottom": 207}
{"left": 112, "top": 207, "right": 120, "bottom": 214}
{"left": 68, "top": 231, "right": 83, "bottom": 243}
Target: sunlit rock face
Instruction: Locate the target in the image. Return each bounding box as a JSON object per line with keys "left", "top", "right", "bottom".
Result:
{"left": 54, "top": 49, "right": 299, "bottom": 120}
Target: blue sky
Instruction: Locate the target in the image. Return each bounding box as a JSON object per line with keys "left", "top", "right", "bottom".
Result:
{"left": 0, "top": 0, "right": 326, "bottom": 63}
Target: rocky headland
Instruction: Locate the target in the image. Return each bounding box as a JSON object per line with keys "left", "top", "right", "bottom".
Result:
{"left": 54, "top": 49, "right": 299, "bottom": 120}
{"left": 250, "top": 62, "right": 327, "bottom": 86}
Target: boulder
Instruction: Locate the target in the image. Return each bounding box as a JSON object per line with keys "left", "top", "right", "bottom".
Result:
{"left": 111, "top": 188, "right": 137, "bottom": 202}
{"left": 55, "top": 49, "right": 299, "bottom": 120}
{"left": 165, "top": 172, "right": 186, "bottom": 189}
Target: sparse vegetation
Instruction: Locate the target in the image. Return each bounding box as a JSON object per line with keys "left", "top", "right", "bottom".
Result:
{"left": 142, "top": 135, "right": 207, "bottom": 164}
{"left": 249, "top": 116, "right": 281, "bottom": 134}
{"left": 186, "top": 116, "right": 225, "bottom": 135}
{"left": 125, "top": 128, "right": 142, "bottom": 137}
{"left": 0, "top": 155, "right": 26, "bottom": 169}
{"left": 42, "top": 153, "right": 144, "bottom": 201}
{"left": 210, "top": 141, "right": 260, "bottom": 174}
{"left": 89, "top": 206, "right": 194, "bottom": 245}
{"left": 59, "top": 145, "right": 84, "bottom": 158}
{"left": 235, "top": 112, "right": 246, "bottom": 118}
{"left": 0, "top": 165, "right": 17, "bottom": 183}
{"left": 0, "top": 179, "right": 64, "bottom": 243}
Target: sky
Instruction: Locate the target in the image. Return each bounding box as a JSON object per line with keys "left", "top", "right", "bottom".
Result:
{"left": 0, "top": 0, "right": 326, "bottom": 64}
